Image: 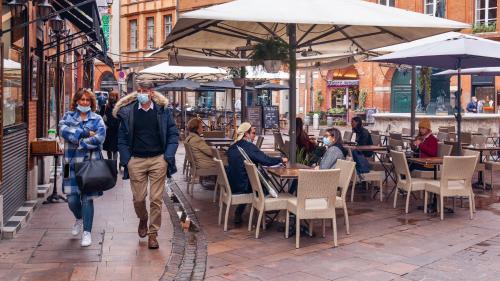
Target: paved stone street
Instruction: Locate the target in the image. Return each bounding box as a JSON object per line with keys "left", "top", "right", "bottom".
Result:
{"left": 172, "top": 140, "right": 500, "bottom": 281}
{"left": 0, "top": 175, "right": 173, "bottom": 281}
{"left": 2, "top": 139, "right": 500, "bottom": 281}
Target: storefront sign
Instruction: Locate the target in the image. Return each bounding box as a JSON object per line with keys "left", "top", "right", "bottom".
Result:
{"left": 102, "top": 14, "right": 110, "bottom": 49}
{"left": 327, "top": 80, "right": 359, "bottom": 88}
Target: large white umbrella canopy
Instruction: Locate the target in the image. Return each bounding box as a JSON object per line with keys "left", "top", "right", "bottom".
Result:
{"left": 138, "top": 61, "right": 227, "bottom": 82}
{"left": 159, "top": 0, "right": 468, "bottom": 163}
{"left": 158, "top": 0, "right": 468, "bottom": 57}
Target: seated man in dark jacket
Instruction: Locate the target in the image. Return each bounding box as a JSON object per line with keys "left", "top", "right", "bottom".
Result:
{"left": 226, "top": 122, "right": 288, "bottom": 224}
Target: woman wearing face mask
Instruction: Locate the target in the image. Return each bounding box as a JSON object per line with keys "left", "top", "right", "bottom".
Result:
{"left": 318, "top": 128, "right": 348, "bottom": 170}
{"left": 59, "top": 88, "right": 106, "bottom": 247}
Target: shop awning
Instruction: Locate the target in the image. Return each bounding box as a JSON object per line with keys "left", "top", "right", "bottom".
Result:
{"left": 51, "top": 0, "right": 113, "bottom": 68}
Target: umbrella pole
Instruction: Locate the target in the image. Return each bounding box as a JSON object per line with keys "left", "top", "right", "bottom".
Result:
{"left": 456, "top": 61, "right": 462, "bottom": 156}
{"left": 411, "top": 66, "right": 417, "bottom": 137}
{"left": 288, "top": 23, "right": 297, "bottom": 164}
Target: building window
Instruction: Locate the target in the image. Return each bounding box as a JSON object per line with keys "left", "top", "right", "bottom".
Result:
{"left": 475, "top": 0, "right": 497, "bottom": 26}
{"left": 129, "top": 20, "right": 137, "bottom": 50}
{"left": 2, "top": 6, "right": 25, "bottom": 128}
{"left": 164, "top": 15, "right": 172, "bottom": 40}
{"left": 379, "top": 0, "right": 395, "bottom": 7}
{"left": 424, "top": 0, "right": 445, "bottom": 17}
{"left": 146, "top": 17, "right": 155, "bottom": 49}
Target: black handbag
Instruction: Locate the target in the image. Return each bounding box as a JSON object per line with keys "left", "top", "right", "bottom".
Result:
{"left": 74, "top": 151, "right": 117, "bottom": 193}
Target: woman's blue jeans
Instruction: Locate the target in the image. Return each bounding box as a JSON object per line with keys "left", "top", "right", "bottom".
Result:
{"left": 67, "top": 193, "right": 94, "bottom": 232}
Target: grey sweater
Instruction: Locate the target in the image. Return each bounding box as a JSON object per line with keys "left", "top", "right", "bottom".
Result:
{"left": 319, "top": 145, "right": 345, "bottom": 170}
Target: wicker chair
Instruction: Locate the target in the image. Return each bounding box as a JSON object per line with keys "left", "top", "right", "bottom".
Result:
{"left": 463, "top": 149, "right": 485, "bottom": 189}
{"left": 391, "top": 150, "right": 434, "bottom": 213}
{"left": 214, "top": 159, "right": 253, "bottom": 231}
{"left": 184, "top": 142, "right": 218, "bottom": 197}
{"left": 343, "top": 131, "right": 353, "bottom": 143}
{"left": 182, "top": 142, "right": 191, "bottom": 177}
{"left": 478, "top": 127, "right": 491, "bottom": 136}
{"left": 371, "top": 134, "right": 381, "bottom": 146}
{"left": 389, "top": 133, "right": 402, "bottom": 140}
{"left": 335, "top": 159, "right": 356, "bottom": 234}
{"left": 285, "top": 169, "right": 341, "bottom": 248}
{"left": 244, "top": 161, "right": 294, "bottom": 239}
{"left": 256, "top": 135, "right": 264, "bottom": 148}
{"left": 202, "top": 131, "right": 225, "bottom": 138}
{"left": 437, "top": 132, "right": 450, "bottom": 142}
{"left": 424, "top": 156, "right": 477, "bottom": 220}
{"left": 346, "top": 148, "right": 385, "bottom": 202}
{"left": 273, "top": 132, "right": 285, "bottom": 151}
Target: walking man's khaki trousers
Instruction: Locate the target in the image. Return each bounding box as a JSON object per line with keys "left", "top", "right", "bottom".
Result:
{"left": 128, "top": 155, "right": 167, "bottom": 234}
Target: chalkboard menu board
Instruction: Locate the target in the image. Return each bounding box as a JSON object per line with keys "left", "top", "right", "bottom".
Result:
{"left": 263, "top": 106, "right": 279, "bottom": 130}
{"left": 246, "top": 106, "right": 263, "bottom": 134}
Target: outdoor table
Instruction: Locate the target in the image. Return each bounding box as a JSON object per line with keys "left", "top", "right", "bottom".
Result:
{"left": 207, "top": 141, "right": 232, "bottom": 148}
{"left": 462, "top": 145, "right": 500, "bottom": 188}
{"left": 345, "top": 145, "right": 397, "bottom": 189}
{"left": 407, "top": 157, "right": 443, "bottom": 180}
{"left": 266, "top": 163, "right": 311, "bottom": 193}
{"left": 263, "top": 164, "right": 312, "bottom": 229}
{"left": 203, "top": 137, "right": 233, "bottom": 142}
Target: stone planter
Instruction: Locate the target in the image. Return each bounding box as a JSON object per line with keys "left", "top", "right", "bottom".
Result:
{"left": 232, "top": 78, "right": 245, "bottom": 87}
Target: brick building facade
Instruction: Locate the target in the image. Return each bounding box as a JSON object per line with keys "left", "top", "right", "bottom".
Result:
{"left": 103, "top": 0, "right": 500, "bottom": 114}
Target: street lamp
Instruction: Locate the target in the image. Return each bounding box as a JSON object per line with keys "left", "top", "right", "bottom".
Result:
{"left": 7, "top": 0, "right": 28, "bottom": 18}
{"left": 36, "top": 0, "right": 53, "bottom": 20}
{"left": 49, "top": 14, "right": 64, "bottom": 34}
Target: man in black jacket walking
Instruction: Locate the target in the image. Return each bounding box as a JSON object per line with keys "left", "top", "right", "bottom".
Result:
{"left": 226, "top": 122, "right": 287, "bottom": 224}
{"left": 114, "top": 81, "right": 179, "bottom": 249}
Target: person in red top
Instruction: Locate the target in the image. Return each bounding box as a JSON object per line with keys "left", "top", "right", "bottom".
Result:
{"left": 410, "top": 119, "right": 438, "bottom": 171}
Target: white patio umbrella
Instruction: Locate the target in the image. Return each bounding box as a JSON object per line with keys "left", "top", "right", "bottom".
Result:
{"left": 139, "top": 62, "right": 227, "bottom": 130}
{"left": 156, "top": 0, "right": 468, "bottom": 163}
{"left": 138, "top": 61, "right": 227, "bottom": 82}
{"left": 434, "top": 67, "right": 500, "bottom": 76}
{"left": 371, "top": 35, "right": 500, "bottom": 154}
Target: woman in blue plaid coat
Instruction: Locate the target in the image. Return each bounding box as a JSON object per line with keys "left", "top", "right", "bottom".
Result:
{"left": 59, "top": 89, "right": 106, "bottom": 247}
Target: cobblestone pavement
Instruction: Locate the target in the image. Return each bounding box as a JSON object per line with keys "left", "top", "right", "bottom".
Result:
{"left": 172, "top": 139, "right": 500, "bottom": 281}
{"left": 0, "top": 174, "right": 173, "bottom": 281}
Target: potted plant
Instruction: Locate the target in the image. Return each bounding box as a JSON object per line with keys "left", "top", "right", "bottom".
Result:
{"left": 228, "top": 67, "right": 247, "bottom": 87}
{"left": 251, "top": 38, "right": 289, "bottom": 73}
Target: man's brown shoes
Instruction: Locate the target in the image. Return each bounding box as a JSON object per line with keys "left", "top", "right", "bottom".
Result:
{"left": 138, "top": 219, "right": 148, "bottom": 238}
{"left": 148, "top": 234, "right": 159, "bottom": 249}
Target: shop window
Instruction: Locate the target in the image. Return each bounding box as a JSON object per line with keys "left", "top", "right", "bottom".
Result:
{"left": 146, "top": 17, "right": 155, "bottom": 49}
{"left": 2, "top": 6, "right": 25, "bottom": 128}
{"left": 129, "top": 20, "right": 137, "bottom": 50}
{"left": 424, "top": 0, "right": 445, "bottom": 17}
{"left": 475, "top": 0, "right": 497, "bottom": 26}
{"left": 164, "top": 15, "right": 172, "bottom": 40}
{"left": 379, "top": 0, "right": 395, "bottom": 7}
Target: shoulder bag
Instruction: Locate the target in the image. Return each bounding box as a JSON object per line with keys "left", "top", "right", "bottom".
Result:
{"left": 74, "top": 151, "right": 117, "bottom": 193}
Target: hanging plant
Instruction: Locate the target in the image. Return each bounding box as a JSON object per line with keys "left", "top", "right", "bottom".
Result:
{"left": 419, "top": 67, "right": 432, "bottom": 108}
{"left": 251, "top": 37, "right": 289, "bottom": 73}
{"left": 358, "top": 89, "right": 367, "bottom": 111}
{"left": 228, "top": 67, "right": 247, "bottom": 87}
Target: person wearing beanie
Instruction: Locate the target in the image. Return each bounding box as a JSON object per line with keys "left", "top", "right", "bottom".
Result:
{"left": 410, "top": 118, "right": 438, "bottom": 170}
{"left": 226, "top": 122, "right": 288, "bottom": 224}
